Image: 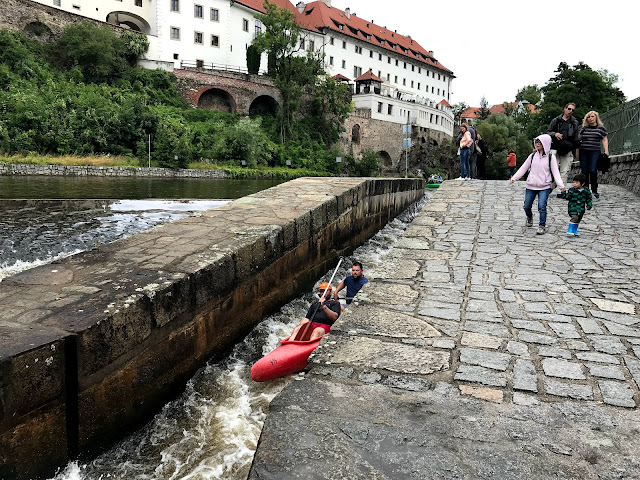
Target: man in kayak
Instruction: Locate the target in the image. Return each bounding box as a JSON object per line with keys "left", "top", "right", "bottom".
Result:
{"left": 289, "top": 282, "right": 341, "bottom": 341}
{"left": 333, "top": 262, "right": 368, "bottom": 310}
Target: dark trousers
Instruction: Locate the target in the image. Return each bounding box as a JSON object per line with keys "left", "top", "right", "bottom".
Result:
{"left": 553, "top": 138, "right": 575, "bottom": 156}
{"left": 570, "top": 213, "right": 585, "bottom": 224}
{"left": 580, "top": 150, "right": 599, "bottom": 194}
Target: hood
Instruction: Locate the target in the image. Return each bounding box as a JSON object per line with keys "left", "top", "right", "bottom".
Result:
{"left": 534, "top": 134, "right": 552, "bottom": 156}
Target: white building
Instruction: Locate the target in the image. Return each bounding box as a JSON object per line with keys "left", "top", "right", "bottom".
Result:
{"left": 31, "top": 0, "right": 454, "bottom": 134}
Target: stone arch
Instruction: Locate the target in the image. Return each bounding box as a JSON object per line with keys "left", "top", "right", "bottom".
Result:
{"left": 378, "top": 150, "right": 392, "bottom": 168}
{"left": 106, "top": 12, "right": 151, "bottom": 34}
{"left": 352, "top": 124, "right": 361, "bottom": 143}
{"left": 249, "top": 95, "right": 278, "bottom": 116}
{"left": 23, "top": 21, "right": 54, "bottom": 41}
{"left": 197, "top": 88, "right": 236, "bottom": 113}
{"left": 430, "top": 139, "right": 439, "bottom": 147}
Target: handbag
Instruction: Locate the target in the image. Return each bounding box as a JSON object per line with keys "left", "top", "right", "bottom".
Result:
{"left": 597, "top": 153, "right": 610, "bottom": 173}
{"left": 475, "top": 143, "right": 482, "bottom": 155}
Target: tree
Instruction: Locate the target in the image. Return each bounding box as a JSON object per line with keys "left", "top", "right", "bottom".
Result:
{"left": 501, "top": 102, "right": 516, "bottom": 116}
{"left": 526, "top": 62, "right": 626, "bottom": 140}
{"left": 476, "top": 114, "right": 531, "bottom": 180}
{"left": 246, "top": 44, "right": 261, "bottom": 74}
{"left": 253, "top": 1, "right": 322, "bottom": 143}
{"left": 515, "top": 84, "right": 542, "bottom": 106}
{"left": 451, "top": 102, "right": 469, "bottom": 124}
{"left": 475, "top": 96, "right": 490, "bottom": 120}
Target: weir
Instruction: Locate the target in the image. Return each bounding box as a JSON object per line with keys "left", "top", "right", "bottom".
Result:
{"left": 0, "top": 177, "right": 423, "bottom": 480}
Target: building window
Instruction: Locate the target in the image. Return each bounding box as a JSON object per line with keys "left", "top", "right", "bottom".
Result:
{"left": 355, "top": 45, "right": 362, "bottom": 54}
{"left": 403, "top": 62, "right": 406, "bottom": 69}
{"left": 211, "top": 35, "right": 219, "bottom": 47}
{"left": 411, "top": 80, "right": 414, "bottom": 88}
{"left": 412, "top": 65, "right": 415, "bottom": 72}
{"left": 395, "top": 59, "right": 398, "bottom": 66}
{"left": 386, "top": 74, "right": 390, "bottom": 81}
{"left": 173, "top": 53, "right": 179, "bottom": 60}
{"left": 342, "top": 59, "right": 346, "bottom": 69}
{"left": 329, "top": 56, "right": 334, "bottom": 65}
{"left": 387, "top": 56, "right": 391, "bottom": 63}
{"left": 72, "top": 4, "right": 80, "bottom": 9}
{"left": 194, "top": 31, "right": 203, "bottom": 44}
{"left": 300, "top": 39, "right": 305, "bottom": 49}
{"left": 418, "top": 67, "right": 421, "bottom": 74}
{"left": 394, "top": 75, "right": 398, "bottom": 84}
{"left": 403, "top": 78, "right": 406, "bottom": 86}
{"left": 417, "top": 82, "right": 420, "bottom": 90}
{"left": 388, "top": 104, "right": 393, "bottom": 115}
{"left": 342, "top": 40, "right": 346, "bottom": 49}
{"left": 379, "top": 53, "right": 382, "bottom": 61}
{"left": 308, "top": 40, "right": 314, "bottom": 51}
{"left": 438, "top": 73, "right": 441, "bottom": 80}
{"left": 431, "top": 86, "right": 434, "bottom": 93}
{"left": 377, "top": 102, "right": 383, "bottom": 113}
{"left": 369, "top": 51, "right": 373, "bottom": 58}
{"left": 354, "top": 66, "right": 362, "bottom": 78}
{"left": 135, "top": 0, "right": 142, "bottom": 6}
{"left": 170, "top": 0, "right": 179, "bottom": 12}
{"left": 194, "top": 5, "right": 203, "bottom": 18}
{"left": 53, "top": 0, "right": 60, "bottom": 5}
{"left": 378, "top": 70, "right": 381, "bottom": 78}
{"left": 242, "top": 18, "right": 249, "bottom": 31}
{"left": 330, "top": 37, "right": 334, "bottom": 45}
{"left": 210, "top": 8, "right": 219, "bottom": 21}
{"left": 254, "top": 21, "right": 261, "bottom": 39}
{"left": 170, "top": 27, "right": 180, "bottom": 40}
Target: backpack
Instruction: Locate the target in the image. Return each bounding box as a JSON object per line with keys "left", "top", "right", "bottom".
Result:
{"left": 526, "top": 152, "right": 557, "bottom": 189}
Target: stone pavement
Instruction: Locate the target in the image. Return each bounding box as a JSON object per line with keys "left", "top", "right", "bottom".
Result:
{"left": 250, "top": 180, "right": 640, "bottom": 479}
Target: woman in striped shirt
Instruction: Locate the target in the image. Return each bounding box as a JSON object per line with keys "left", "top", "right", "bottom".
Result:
{"left": 578, "top": 111, "right": 609, "bottom": 199}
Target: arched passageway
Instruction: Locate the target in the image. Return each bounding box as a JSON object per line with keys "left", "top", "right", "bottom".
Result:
{"left": 106, "top": 12, "right": 151, "bottom": 34}
{"left": 249, "top": 95, "right": 278, "bottom": 116}
{"left": 379, "top": 150, "right": 392, "bottom": 169}
{"left": 198, "top": 88, "right": 236, "bottom": 113}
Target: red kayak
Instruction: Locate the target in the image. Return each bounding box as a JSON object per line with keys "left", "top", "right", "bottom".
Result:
{"left": 251, "top": 336, "right": 322, "bottom": 382}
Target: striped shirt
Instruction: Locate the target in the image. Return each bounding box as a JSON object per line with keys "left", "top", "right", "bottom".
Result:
{"left": 579, "top": 125, "right": 607, "bottom": 151}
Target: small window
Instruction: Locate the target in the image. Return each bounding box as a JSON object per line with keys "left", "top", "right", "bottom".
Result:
{"left": 377, "top": 102, "right": 383, "bottom": 113}
{"left": 411, "top": 80, "right": 414, "bottom": 88}
{"left": 194, "top": 31, "right": 203, "bottom": 44}
{"left": 369, "top": 51, "right": 373, "bottom": 58}
{"left": 378, "top": 53, "right": 382, "bottom": 61}
{"left": 403, "top": 78, "right": 406, "bottom": 86}
{"left": 411, "top": 65, "right": 414, "bottom": 71}
{"left": 386, "top": 73, "right": 390, "bottom": 81}
{"left": 438, "top": 73, "right": 441, "bottom": 80}
{"left": 342, "top": 40, "right": 346, "bottom": 49}
{"left": 308, "top": 40, "right": 314, "bottom": 51}
{"left": 53, "top": 0, "right": 61, "bottom": 5}
{"left": 388, "top": 104, "right": 393, "bottom": 115}
{"left": 170, "top": 27, "right": 180, "bottom": 40}
{"left": 72, "top": 4, "right": 80, "bottom": 9}
{"left": 242, "top": 18, "right": 249, "bottom": 32}
{"left": 194, "top": 5, "right": 203, "bottom": 18}
{"left": 329, "top": 56, "right": 334, "bottom": 65}
{"left": 210, "top": 8, "right": 219, "bottom": 21}
{"left": 418, "top": 67, "right": 421, "bottom": 74}
{"left": 403, "top": 62, "right": 406, "bottom": 69}
{"left": 395, "top": 59, "right": 398, "bottom": 66}
{"left": 417, "top": 82, "right": 420, "bottom": 90}
{"left": 254, "top": 21, "right": 261, "bottom": 39}
{"left": 353, "top": 66, "right": 362, "bottom": 78}
{"left": 342, "top": 59, "right": 346, "bottom": 69}
{"left": 387, "top": 57, "right": 391, "bottom": 64}
{"left": 211, "top": 35, "right": 219, "bottom": 47}
{"left": 170, "top": 0, "right": 179, "bottom": 12}
{"left": 378, "top": 70, "right": 381, "bottom": 78}
{"left": 394, "top": 75, "right": 398, "bottom": 83}
{"left": 135, "top": 0, "right": 142, "bottom": 6}
{"left": 300, "top": 39, "right": 305, "bottom": 49}
{"left": 173, "top": 53, "right": 179, "bottom": 60}
{"left": 330, "top": 37, "right": 334, "bottom": 45}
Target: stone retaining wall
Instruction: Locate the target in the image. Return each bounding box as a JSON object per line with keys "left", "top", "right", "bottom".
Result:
{"left": 0, "top": 164, "right": 229, "bottom": 178}
{"left": 569, "top": 152, "right": 640, "bottom": 195}
{"left": 0, "top": 177, "right": 423, "bottom": 480}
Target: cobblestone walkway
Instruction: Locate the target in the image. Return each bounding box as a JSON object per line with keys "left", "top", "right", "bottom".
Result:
{"left": 250, "top": 180, "right": 640, "bottom": 479}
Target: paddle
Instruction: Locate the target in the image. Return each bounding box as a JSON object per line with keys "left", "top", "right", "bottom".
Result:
{"left": 293, "top": 256, "right": 344, "bottom": 341}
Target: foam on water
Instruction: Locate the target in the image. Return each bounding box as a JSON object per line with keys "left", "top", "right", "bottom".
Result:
{"left": 47, "top": 192, "right": 431, "bottom": 480}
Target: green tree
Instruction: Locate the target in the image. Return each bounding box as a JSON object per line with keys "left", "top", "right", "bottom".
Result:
{"left": 515, "top": 84, "right": 542, "bottom": 106}
{"left": 246, "top": 44, "right": 261, "bottom": 74}
{"left": 526, "top": 62, "right": 625, "bottom": 139}
{"left": 476, "top": 114, "right": 531, "bottom": 179}
{"left": 476, "top": 96, "right": 490, "bottom": 120}
{"left": 451, "top": 102, "right": 469, "bottom": 124}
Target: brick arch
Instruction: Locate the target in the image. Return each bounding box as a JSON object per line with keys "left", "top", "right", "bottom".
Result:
{"left": 249, "top": 94, "right": 279, "bottom": 116}
{"left": 196, "top": 87, "right": 237, "bottom": 113}
{"left": 378, "top": 150, "right": 393, "bottom": 169}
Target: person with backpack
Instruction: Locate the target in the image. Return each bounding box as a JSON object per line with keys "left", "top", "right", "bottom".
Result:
{"left": 547, "top": 102, "right": 580, "bottom": 183}
{"left": 510, "top": 134, "right": 566, "bottom": 235}
{"left": 468, "top": 124, "right": 478, "bottom": 178}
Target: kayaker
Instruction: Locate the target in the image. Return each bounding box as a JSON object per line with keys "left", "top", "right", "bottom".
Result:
{"left": 289, "top": 282, "right": 341, "bottom": 341}
{"left": 333, "top": 262, "right": 368, "bottom": 310}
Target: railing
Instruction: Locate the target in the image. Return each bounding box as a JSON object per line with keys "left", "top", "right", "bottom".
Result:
{"left": 180, "top": 60, "right": 268, "bottom": 75}
{"left": 601, "top": 96, "right": 640, "bottom": 155}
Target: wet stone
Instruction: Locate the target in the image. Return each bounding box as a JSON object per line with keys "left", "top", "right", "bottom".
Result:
{"left": 518, "top": 331, "right": 558, "bottom": 345}
{"left": 513, "top": 359, "right": 538, "bottom": 392}
{"left": 577, "top": 318, "right": 604, "bottom": 335}
{"left": 542, "top": 358, "right": 586, "bottom": 380}
{"left": 545, "top": 380, "right": 594, "bottom": 400}
{"left": 548, "top": 323, "right": 581, "bottom": 339}
{"left": 459, "top": 348, "right": 511, "bottom": 371}
{"left": 586, "top": 364, "right": 626, "bottom": 380}
{"left": 454, "top": 365, "right": 507, "bottom": 387}
{"left": 537, "top": 347, "right": 572, "bottom": 359}
{"left": 598, "top": 381, "right": 636, "bottom": 408}
{"left": 589, "top": 336, "right": 627, "bottom": 355}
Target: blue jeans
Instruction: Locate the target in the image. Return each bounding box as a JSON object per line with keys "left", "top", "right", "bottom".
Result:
{"left": 523, "top": 188, "right": 551, "bottom": 226}
{"left": 459, "top": 148, "right": 470, "bottom": 178}
{"left": 580, "top": 149, "right": 599, "bottom": 193}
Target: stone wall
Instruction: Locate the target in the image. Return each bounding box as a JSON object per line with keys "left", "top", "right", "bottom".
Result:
{"left": 568, "top": 152, "right": 640, "bottom": 196}
{"left": 0, "top": 177, "right": 424, "bottom": 480}
{"left": 0, "top": 164, "right": 228, "bottom": 178}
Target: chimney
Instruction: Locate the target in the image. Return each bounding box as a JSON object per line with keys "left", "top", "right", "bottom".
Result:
{"left": 320, "top": 0, "right": 331, "bottom": 6}
{"left": 428, "top": 50, "right": 434, "bottom": 56}
{"left": 296, "top": 2, "right": 306, "bottom": 13}
{"left": 344, "top": 7, "right": 350, "bottom": 19}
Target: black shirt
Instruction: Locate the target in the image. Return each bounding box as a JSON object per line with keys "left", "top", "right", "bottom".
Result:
{"left": 305, "top": 300, "right": 341, "bottom": 326}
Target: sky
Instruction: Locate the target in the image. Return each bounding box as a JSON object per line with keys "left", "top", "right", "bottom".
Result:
{"left": 332, "top": 0, "right": 639, "bottom": 108}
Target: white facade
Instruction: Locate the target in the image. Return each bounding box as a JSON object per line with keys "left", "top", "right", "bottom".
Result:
{"left": 31, "top": 0, "right": 454, "bottom": 134}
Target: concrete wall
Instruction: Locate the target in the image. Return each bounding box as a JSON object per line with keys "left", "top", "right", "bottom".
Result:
{"left": 0, "top": 177, "right": 424, "bottom": 480}
{"left": 569, "top": 152, "right": 640, "bottom": 196}
{"left": 0, "top": 164, "right": 228, "bottom": 178}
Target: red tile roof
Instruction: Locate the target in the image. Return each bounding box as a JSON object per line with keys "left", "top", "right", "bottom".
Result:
{"left": 233, "top": 0, "right": 296, "bottom": 13}
{"left": 332, "top": 73, "right": 351, "bottom": 81}
{"left": 461, "top": 107, "right": 480, "bottom": 118}
{"left": 354, "top": 70, "right": 383, "bottom": 82}
{"left": 295, "top": 1, "right": 453, "bottom": 75}
{"left": 438, "top": 99, "right": 452, "bottom": 108}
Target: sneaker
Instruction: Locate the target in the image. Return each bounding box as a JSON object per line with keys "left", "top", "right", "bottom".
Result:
{"left": 526, "top": 216, "right": 533, "bottom": 227}
{"left": 594, "top": 192, "right": 600, "bottom": 199}
{"left": 456, "top": 177, "right": 463, "bottom": 180}
{"left": 536, "top": 225, "right": 546, "bottom": 235}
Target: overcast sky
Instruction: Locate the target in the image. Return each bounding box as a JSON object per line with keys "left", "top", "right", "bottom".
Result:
{"left": 333, "top": 0, "right": 638, "bottom": 108}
